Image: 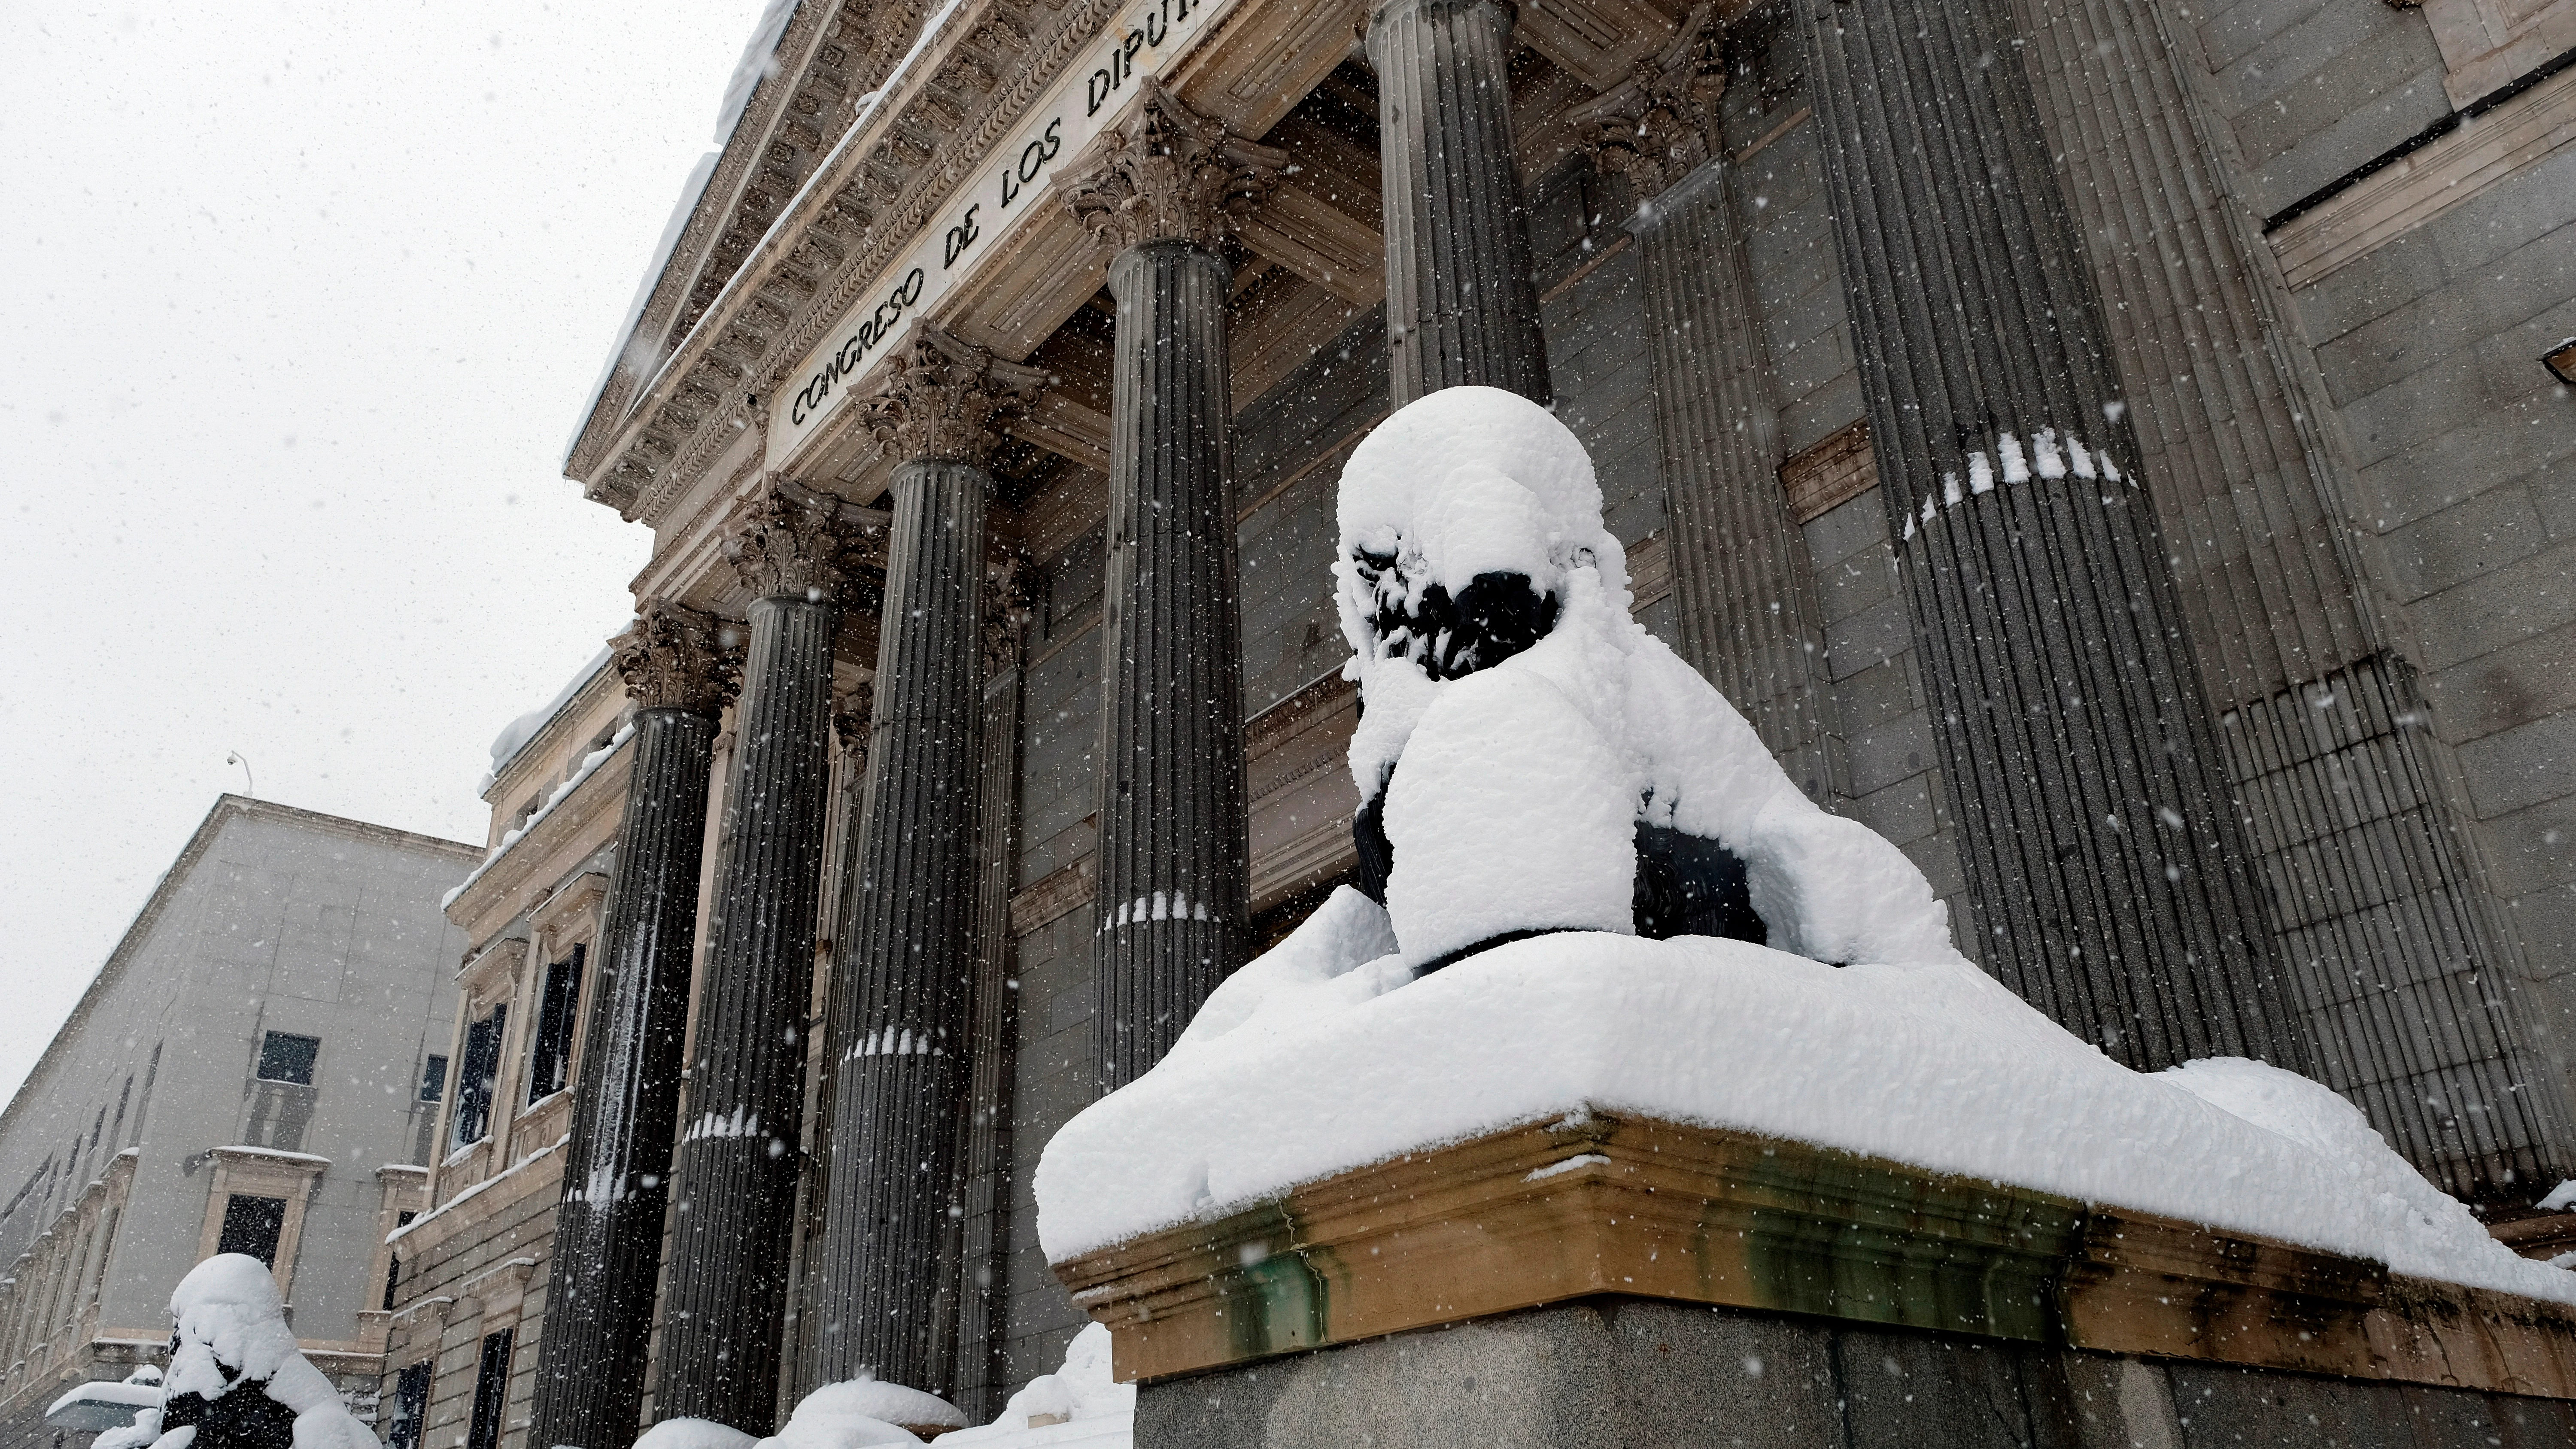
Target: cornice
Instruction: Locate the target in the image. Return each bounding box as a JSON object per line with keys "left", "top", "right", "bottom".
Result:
{"left": 581, "top": 0, "right": 1130, "bottom": 529}
{"left": 566, "top": 0, "right": 861, "bottom": 480}
{"left": 449, "top": 745, "right": 636, "bottom": 948}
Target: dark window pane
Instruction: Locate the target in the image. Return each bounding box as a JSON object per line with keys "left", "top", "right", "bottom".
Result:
{"left": 255, "top": 1033, "right": 320, "bottom": 1086}
{"left": 387, "top": 1362, "right": 431, "bottom": 1449}
{"left": 465, "top": 1330, "right": 513, "bottom": 1449}
{"left": 216, "top": 1194, "right": 287, "bottom": 1265}
{"left": 382, "top": 1211, "right": 416, "bottom": 1311}
{"left": 419, "top": 1055, "right": 448, "bottom": 1103}
{"left": 450, "top": 1006, "right": 505, "bottom": 1151}
{"left": 526, "top": 947, "right": 585, "bottom": 1105}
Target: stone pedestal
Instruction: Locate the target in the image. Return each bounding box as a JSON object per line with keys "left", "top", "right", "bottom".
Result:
{"left": 1053, "top": 1117, "right": 2576, "bottom": 1448}
{"left": 1368, "top": 0, "right": 1552, "bottom": 406}
{"left": 1063, "top": 82, "right": 1277, "bottom": 1091}
{"left": 529, "top": 601, "right": 735, "bottom": 1449}
{"left": 654, "top": 482, "right": 853, "bottom": 1432}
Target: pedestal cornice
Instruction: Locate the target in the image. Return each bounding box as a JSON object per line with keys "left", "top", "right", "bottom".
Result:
{"left": 1054, "top": 1113, "right": 2576, "bottom": 1397}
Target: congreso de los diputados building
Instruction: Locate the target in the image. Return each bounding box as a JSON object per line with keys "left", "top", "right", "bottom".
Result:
{"left": 376, "top": 0, "right": 2576, "bottom": 1441}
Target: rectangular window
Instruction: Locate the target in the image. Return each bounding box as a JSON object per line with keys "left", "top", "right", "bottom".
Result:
{"left": 419, "top": 1054, "right": 449, "bottom": 1103}
{"left": 216, "top": 1194, "right": 287, "bottom": 1265}
{"left": 382, "top": 1210, "right": 416, "bottom": 1310}
{"left": 465, "top": 1329, "right": 513, "bottom": 1449}
{"left": 450, "top": 1007, "right": 506, "bottom": 1151}
{"left": 387, "top": 1361, "right": 431, "bottom": 1449}
{"left": 255, "top": 1032, "right": 320, "bottom": 1086}
{"left": 526, "top": 946, "right": 586, "bottom": 1104}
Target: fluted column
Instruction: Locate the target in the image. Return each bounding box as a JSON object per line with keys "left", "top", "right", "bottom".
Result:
{"left": 948, "top": 586, "right": 1029, "bottom": 1421}
{"left": 2008, "top": 0, "right": 2571, "bottom": 1194}
{"left": 1569, "top": 14, "right": 1836, "bottom": 799}
{"left": 1368, "top": 0, "right": 1552, "bottom": 405}
{"left": 1784, "top": 0, "right": 2306, "bottom": 1071}
{"left": 653, "top": 481, "right": 854, "bottom": 1433}
{"left": 529, "top": 602, "right": 736, "bottom": 1449}
{"left": 810, "top": 329, "right": 1040, "bottom": 1395}
{"left": 1064, "top": 81, "right": 1280, "bottom": 1089}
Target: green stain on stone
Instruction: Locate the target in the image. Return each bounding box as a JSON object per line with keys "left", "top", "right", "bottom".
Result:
{"left": 1214, "top": 1206, "right": 1334, "bottom": 1361}
{"left": 1699, "top": 1143, "right": 2085, "bottom": 1343}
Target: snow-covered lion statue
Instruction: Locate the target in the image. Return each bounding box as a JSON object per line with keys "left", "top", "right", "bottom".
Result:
{"left": 1218, "top": 386, "right": 1968, "bottom": 1002}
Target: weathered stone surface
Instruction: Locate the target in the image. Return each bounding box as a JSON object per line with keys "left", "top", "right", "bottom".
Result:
{"left": 1131, "top": 1297, "right": 2541, "bottom": 1449}
{"left": 1059, "top": 1112, "right": 2576, "bottom": 1396}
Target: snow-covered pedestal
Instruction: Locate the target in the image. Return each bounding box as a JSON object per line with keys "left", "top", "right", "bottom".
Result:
{"left": 1039, "top": 938, "right": 2576, "bottom": 1446}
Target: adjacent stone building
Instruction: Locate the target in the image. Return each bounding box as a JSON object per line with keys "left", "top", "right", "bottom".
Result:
{"left": 0, "top": 797, "right": 473, "bottom": 1449}
{"left": 385, "top": 0, "right": 2576, "bottom": 1442}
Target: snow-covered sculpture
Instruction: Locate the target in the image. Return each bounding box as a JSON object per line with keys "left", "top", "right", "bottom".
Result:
{"left": 1331, "top": 385, "right": 1963, "bottom": 972}
{"left": 137, "top": 1255, "right": 374, "bottom": 1449}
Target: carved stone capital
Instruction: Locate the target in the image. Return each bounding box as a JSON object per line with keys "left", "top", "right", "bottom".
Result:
{"left": 611, "top": 599, "right": 740, "bottom": 715}
{"left": 1565, "top": 3, "right": 1728, "bottom": 200}
{"left": 1062, "top": 78, "right": 1289, "bottom": 252}
{"left": 832, "top": 677, "right": 876, "bottom": 764}
{"left": 863, "top": 325, "right": 1048, "bottom": 468}
{"left": 982, "top": 553, "right": 1035, "bottom": 677}
{"left": 721, "top": 477, "right": 856, "bottom": 601}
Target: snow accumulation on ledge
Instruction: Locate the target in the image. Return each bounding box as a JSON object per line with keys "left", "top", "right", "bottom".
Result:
{"left": 1033, "top": 894, "right": 2576, "bottom": 1306}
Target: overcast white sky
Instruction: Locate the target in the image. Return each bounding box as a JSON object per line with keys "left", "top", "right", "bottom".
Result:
{"left": 0, "top": 2, "right": 770, "bottom": 1103}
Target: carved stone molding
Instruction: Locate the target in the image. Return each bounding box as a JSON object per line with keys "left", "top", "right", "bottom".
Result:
{"left": 1565, "top": 3, "right": 1728, "bottom": 200}
{"left": 1062, "top": 77, "right": 1290, "bottom": 252}
{"left": 832, "top": 677, "right": 877, "bottom": 762}
{"left": 981, "top": 553, "right": 1035, "bottom": 676}
{"left": 863, "top": 325, "right": 1049, "bottom": 467}
{"left": 611, "top": 598, "right": 740, "bottom": 716}
{"left": 720, "top": 476, "right": 859, "bottom": 600}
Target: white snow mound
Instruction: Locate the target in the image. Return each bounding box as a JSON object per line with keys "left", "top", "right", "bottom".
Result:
{"left": 157, "top": 1255, "right": 374, "bottom": 1449}
{"left": 637, "top": 1421, "right": 759, "bottom": 1449}
{"left": 755, "top": 1377, "right": 966, "bottom": 1449}
{"left": 1033, "top": 931, "right": 2576, "bottom": 1306}
{"left": 942, "top": 1324, "right": 1133, "bottom": 1445}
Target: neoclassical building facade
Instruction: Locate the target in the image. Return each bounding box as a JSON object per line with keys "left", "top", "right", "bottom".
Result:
{"left": 385, "top": 0, "right": 2576, "bottom": 1440}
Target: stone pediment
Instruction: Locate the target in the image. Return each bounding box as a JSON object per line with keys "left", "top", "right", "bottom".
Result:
{"left": 564, "top": 0, "right": 1101, "bottom": 524}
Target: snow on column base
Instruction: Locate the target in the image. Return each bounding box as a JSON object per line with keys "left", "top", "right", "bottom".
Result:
{"left": 940, "top": 1326, "right": 1132, "bottom": 1448}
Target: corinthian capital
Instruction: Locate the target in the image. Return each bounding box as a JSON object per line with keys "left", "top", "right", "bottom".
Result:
{"left": 611, "top": 599, "right": 740, "bottom": 715}
{"left": 863, "top": 325, "right": 1049, "bottom": 468}
{"left": 1564, "top": 4, "right": 1728, "bottom": 200}
{"left": 832, "top": 677, "right": 876, "bottom": 764}
{"left": 721, "top": 477, "right": 855, "bottom": 601}
{"left": 1061, "top": 78, "right": 1289, "bottom": 252}
{"left": 982, "top": 553, "right": 1035, "bottom": 677}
